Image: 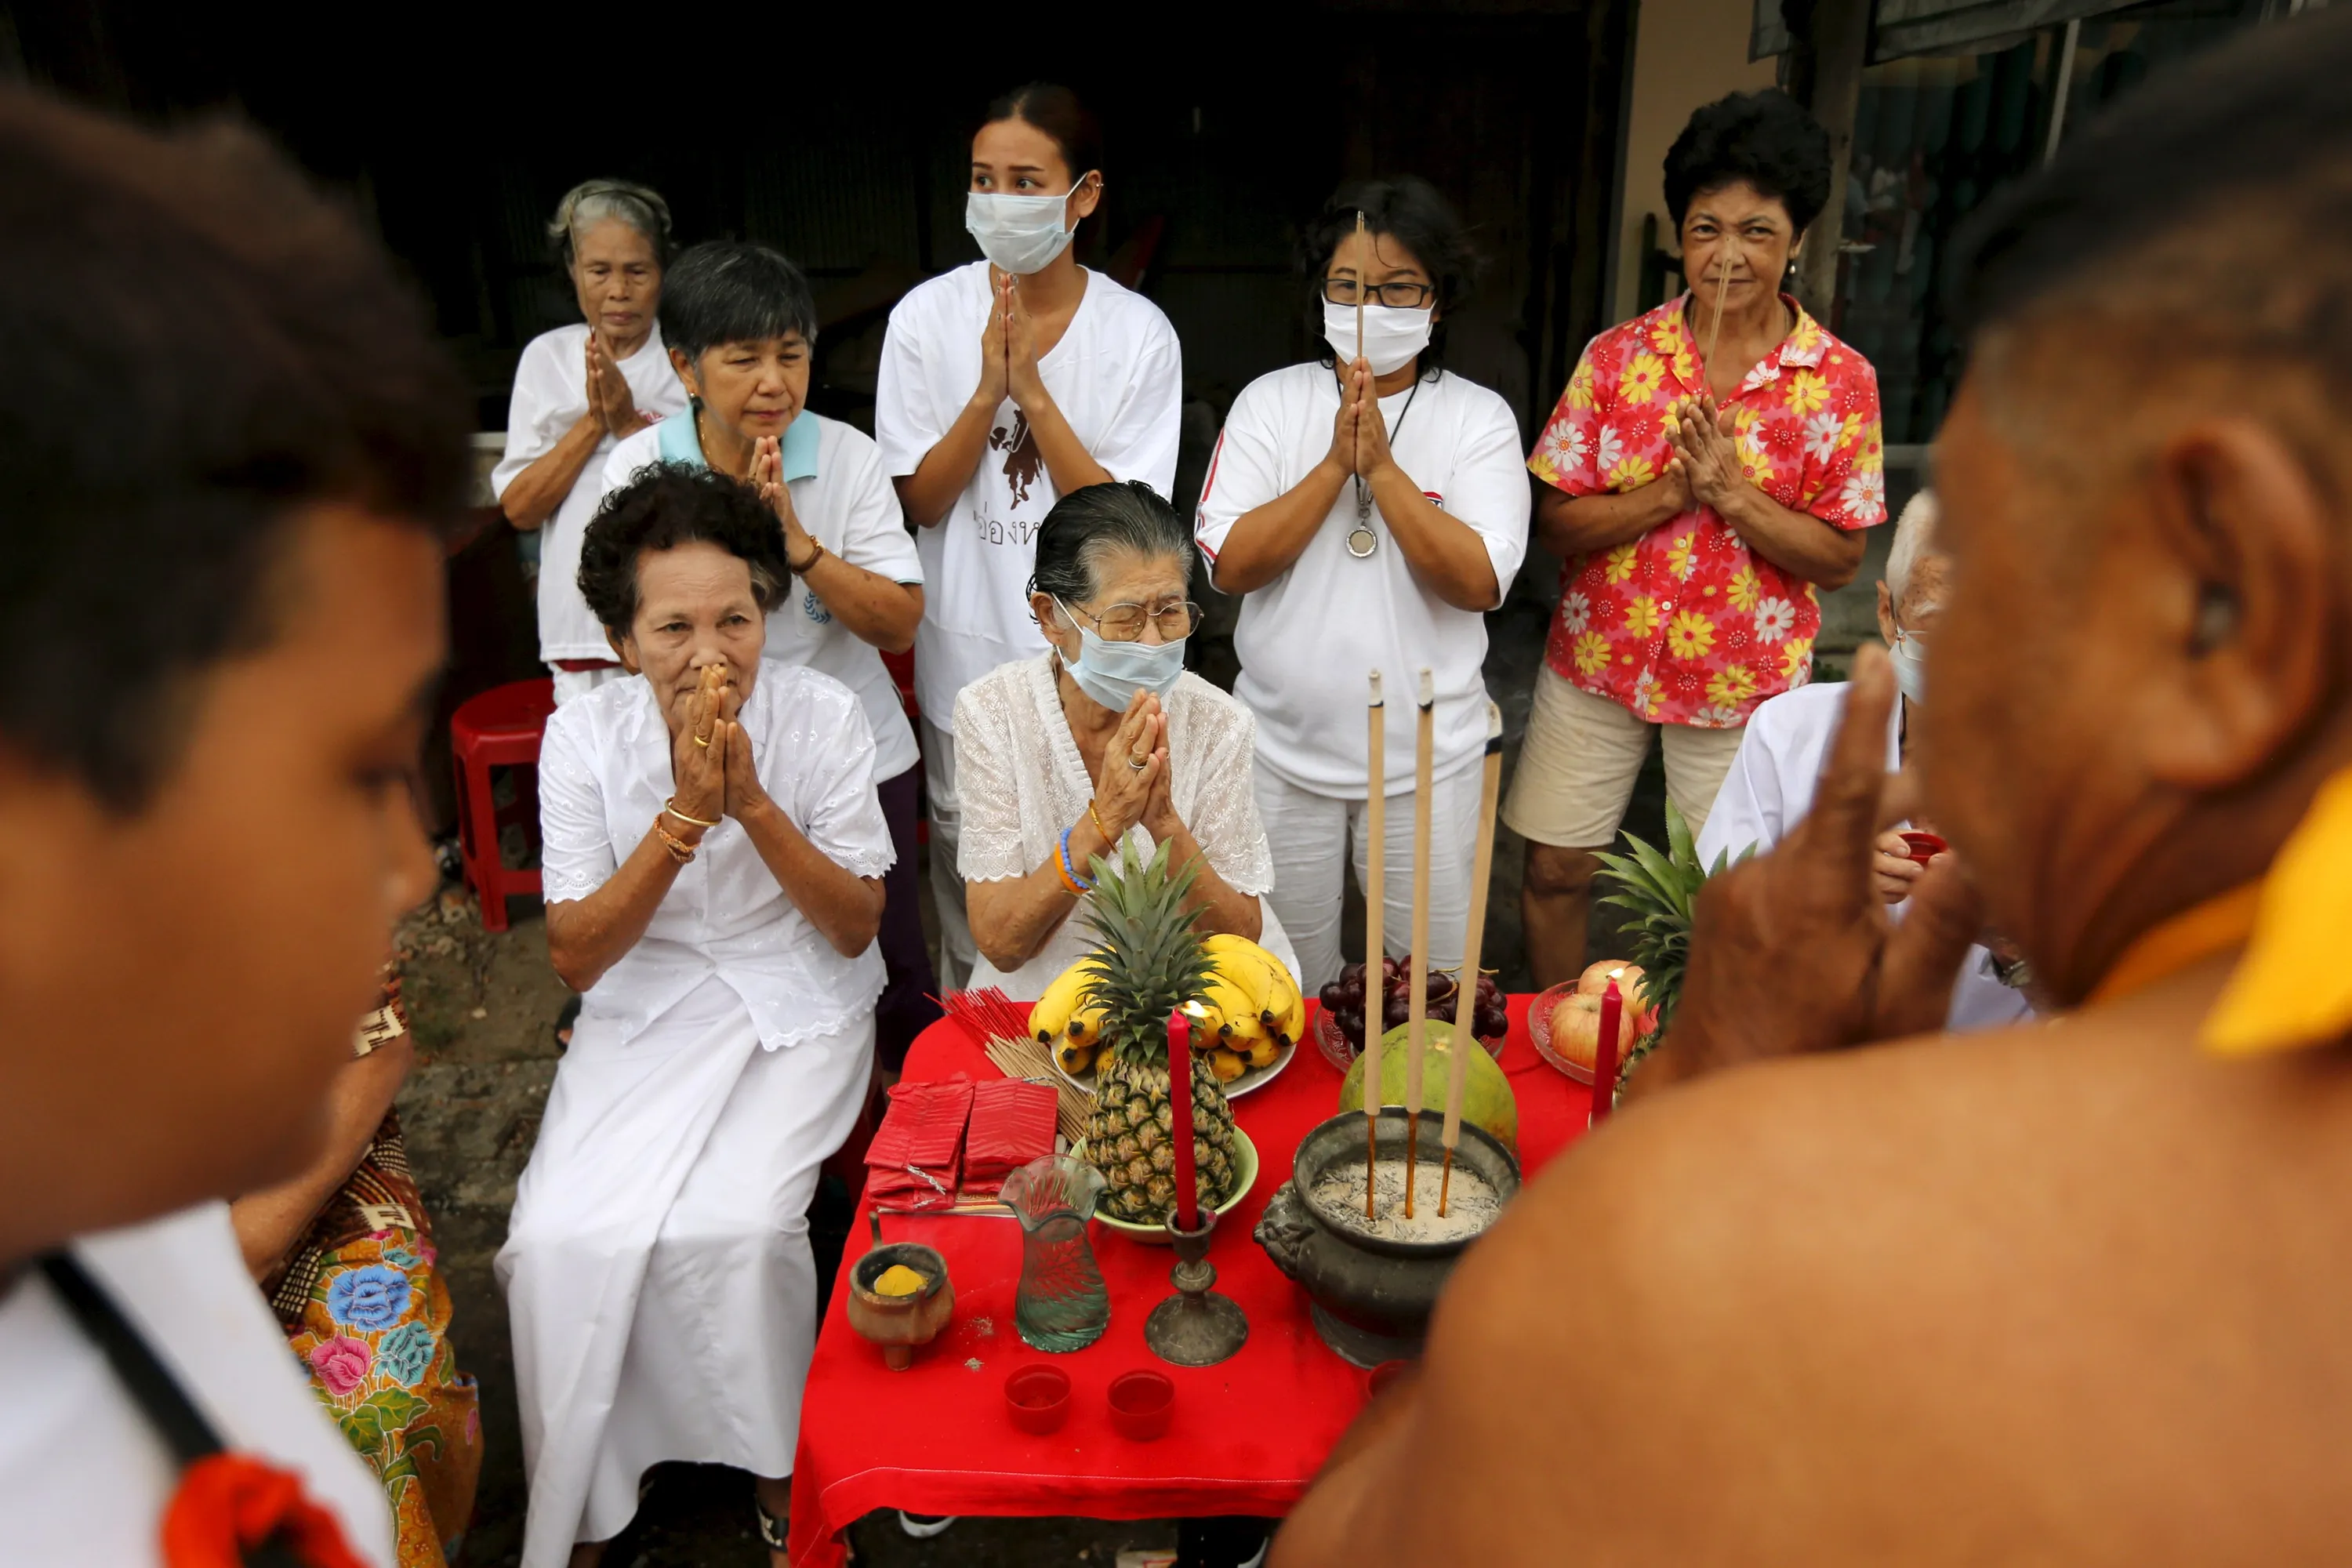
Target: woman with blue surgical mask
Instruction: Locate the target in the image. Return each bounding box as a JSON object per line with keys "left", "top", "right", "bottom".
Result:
{"left": 952, "top": 481, "right": 1294, "bottom": 1000}
{"left": 1194, "top": 177, "right": 1531, "bottom": 991}
{"left": 875, "top": 82, "right": 1183, "bottom": 989}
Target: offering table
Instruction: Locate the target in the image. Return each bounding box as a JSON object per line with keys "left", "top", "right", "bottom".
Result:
{"left": 786, "top": 994, "right": 1590, "bottom": 1566}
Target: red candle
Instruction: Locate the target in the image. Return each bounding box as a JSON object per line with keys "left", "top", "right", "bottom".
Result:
{"left": 1589, "top": 980, "right": 1622, "bottom": 1128}
{"left": 1169, "top": 1009, "right": 1199, "bottom": 1230}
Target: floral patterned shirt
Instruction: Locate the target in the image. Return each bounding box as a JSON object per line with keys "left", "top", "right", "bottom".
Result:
{"left": 1528, "top": 295, "right": 1886, "bottom": 728}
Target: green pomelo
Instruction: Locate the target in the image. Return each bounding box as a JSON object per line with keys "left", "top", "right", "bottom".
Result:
{"left": 1338, "top": 1020, "right": 1519, "bottom": 1154}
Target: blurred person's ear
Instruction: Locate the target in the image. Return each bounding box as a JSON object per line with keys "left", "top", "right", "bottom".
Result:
{"left": 2133, "top": 417, "right": 2337, "bottom": 793}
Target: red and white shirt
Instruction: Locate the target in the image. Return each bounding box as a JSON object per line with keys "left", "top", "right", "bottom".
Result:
{"left": 1529, "top": 295, "right": 1886, "bottom": 728}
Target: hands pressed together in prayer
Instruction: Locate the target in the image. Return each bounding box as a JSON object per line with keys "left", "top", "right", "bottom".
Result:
{"left": 1088, "top": 690, "right": 1181, "bottom": 845}
{"left": 1661, "top": 393, "right": 1744, "bottom": 514}
{"left": 1632, "top": 647, "right": 1988, "bottom": 1095}
{"left": 750, "top": 435, "right": 818, "bottom": 570}
{"left": 977, "top": 273, "right": 1049, "bottom": 412}
{"left": 585, "top": 332, "right": 652, "bottom": 441}
{"left": 1321, "top": 358, "right": 1404, "bottom": 487}
{"left": 666, "top": 662, "right": 771, "bottom": 833}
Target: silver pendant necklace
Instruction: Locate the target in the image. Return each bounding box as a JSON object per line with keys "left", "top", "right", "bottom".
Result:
{"left": 1346, "top": 376, "right": 1422, "bottom": 559}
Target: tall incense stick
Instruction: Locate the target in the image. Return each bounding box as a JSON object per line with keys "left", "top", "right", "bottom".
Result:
{"left": 1439, "top": 702, "right": 1504, "bottom": 1215}
{"left": 1403, "top": 668, "right": 1436, "bottom": 1219}
{"left": 1354, "top": 210, "right": 1367, "bottom": 366}
{"left": 1363, "top": 670, "right": 1385, "bottom": 1219}
{"left": 1703, "top": 242, "right": 1736, "bottom": 376}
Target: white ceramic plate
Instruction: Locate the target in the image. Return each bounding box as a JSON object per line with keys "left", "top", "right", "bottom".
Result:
{"left": 1053, "top": 1035, "right": 1296, "bottom": 1102}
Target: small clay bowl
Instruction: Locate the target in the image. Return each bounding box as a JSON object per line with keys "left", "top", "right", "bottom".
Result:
{"left": 1107, "top": 1370, "right": 1174, "bottom": 1441}
{"left": 1365, "top": 1359, "right": 1414, "bottom": 1399}
{"left": 1898, "top": 830, "right": 1948, "bottom": 868}
{"left": 844, "top": 1243, "right": 953, "bottom": 1371}
{"left": 1004, "top": 1365, "right": 1071, "bottom": 1435}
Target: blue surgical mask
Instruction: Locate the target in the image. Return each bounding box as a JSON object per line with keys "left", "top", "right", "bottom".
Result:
{"left": 1890, "top": 626, "right": 1927, "bottom": 705}
{"left": 1054, "top": 598, "right": 1188, "bottom": 710}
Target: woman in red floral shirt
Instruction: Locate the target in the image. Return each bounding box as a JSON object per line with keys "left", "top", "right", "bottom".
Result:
{"left": 1504, "top": 89, "right": 1888, "bottom": 985}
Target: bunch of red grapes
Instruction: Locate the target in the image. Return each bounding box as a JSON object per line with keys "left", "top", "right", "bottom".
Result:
{"left": 1318, "top": 956, "right": 1508, "bottom": 1054}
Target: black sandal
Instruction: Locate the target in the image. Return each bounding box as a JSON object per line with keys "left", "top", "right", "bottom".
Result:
{"left": 756, "top": 1498, "right": 788, "bottom": 1553}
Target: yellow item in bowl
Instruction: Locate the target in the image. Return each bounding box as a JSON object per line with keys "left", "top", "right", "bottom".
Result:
{"left": 873, "top": 1264, "right": 927, "bottom": 1298}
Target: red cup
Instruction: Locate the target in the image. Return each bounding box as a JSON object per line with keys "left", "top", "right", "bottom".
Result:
{"left": 1107, "top": 1370, "right": 1174, "bottom": 1441}
{"left": 1004, "top": 1366, "right": 1070, "bottom": 1435}
{"left": 1898, "top": 830, "right": 1948, "bottom": 868}
{"left": 1365, "top": 1359, "right": 1413, "bottom": 1399}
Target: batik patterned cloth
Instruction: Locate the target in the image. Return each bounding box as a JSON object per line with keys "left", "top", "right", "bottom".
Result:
{"left": 265, "top": 1109, "right": 481, "bottom": 1567}
{"left": 1528, "top": 293, "right": 1886, "bottom": 728}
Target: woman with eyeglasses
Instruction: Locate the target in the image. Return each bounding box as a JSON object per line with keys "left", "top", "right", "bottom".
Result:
{"left": 953, "top": 481, "right": 1294, "bottom": 1000}
{"left": 875, "top": 81, "right": 1182, "bottom": 989}
{"left": 1194, "top": 176, "right": 1530, "bottom": 991}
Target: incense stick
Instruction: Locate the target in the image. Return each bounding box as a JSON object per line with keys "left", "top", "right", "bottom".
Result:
{"left": 1363, "top": 670, "right": 1386, "bottom": 1219}
{"left": 1703, "top": 242, "right": 1735, "bottom": 378}
{"left": 1354, "top": 210, "right": 1367, "bottom": 366}
{"left": 1439, "top": 702, "right": 1504, "bottom": 1215}
{"left": 1403, "top": 669, "right": 1436, "bottom": 1219}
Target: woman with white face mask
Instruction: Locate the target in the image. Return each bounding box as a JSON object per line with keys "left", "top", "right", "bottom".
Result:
{"left": 875, "top": 82, "right": 1183, "bottom": 988}
{"left": 1194, "top": 178, "right": 1530, "bottom": 992}
{"left": 953, "top": 481, "right": 1292, "bottom": 1000}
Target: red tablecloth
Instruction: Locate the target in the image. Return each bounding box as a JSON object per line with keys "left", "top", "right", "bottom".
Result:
{"left": 787, "top": 994, "right": 1589, "bottom": 1566}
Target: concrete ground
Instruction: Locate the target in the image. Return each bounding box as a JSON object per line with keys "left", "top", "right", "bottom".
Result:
{"left": 396, "top": 533, "right": 1894, "bottom": 1563}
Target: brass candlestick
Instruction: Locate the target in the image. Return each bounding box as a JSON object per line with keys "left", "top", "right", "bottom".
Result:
{"left": 1145, "top": 1209, "right": 1249, "bottom": 1367}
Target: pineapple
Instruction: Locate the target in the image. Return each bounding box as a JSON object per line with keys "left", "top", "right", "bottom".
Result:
{"left": 1075, "top": 839, "right": 1238, "bottom": 1225}
{"left": 1592, "top": 800, "right": 1739, "bottom": 1066}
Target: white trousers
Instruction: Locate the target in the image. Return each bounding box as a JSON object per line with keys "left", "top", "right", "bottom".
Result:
{"left": 497, "top": 978, "right": 872, "bottom": 1563}
{"left": 1252, "top": 763, "right": 1485, "bottom": 994}
{"left": 920, "top": 716, "right": 978, "bottom": 989}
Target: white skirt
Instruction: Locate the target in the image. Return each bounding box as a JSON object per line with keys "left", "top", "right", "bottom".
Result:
{"left": 496, "top": 975, "right": 873, "bottom": 1564}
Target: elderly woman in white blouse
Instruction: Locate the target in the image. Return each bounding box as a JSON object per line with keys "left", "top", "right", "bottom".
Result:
{"left": 954, "top": 481, "right": 1296, "bottom": 998}
{"left": 497, "top": 463, "right": 890, "bottom": 1568}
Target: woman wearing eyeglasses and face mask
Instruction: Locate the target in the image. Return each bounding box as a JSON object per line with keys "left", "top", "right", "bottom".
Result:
{"left": 953, "top": 481, "right": 1294, "bottom": 1001}
{"left": 1194, "top": 177, "right": 1530, "bottom": 992}
{"left": 875, "top": 82, "right": 1183, "bottom": 989}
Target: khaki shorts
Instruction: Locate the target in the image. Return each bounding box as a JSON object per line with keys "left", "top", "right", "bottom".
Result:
{"left": 1501, "top": 665, "right": 1748, "bottom": 849}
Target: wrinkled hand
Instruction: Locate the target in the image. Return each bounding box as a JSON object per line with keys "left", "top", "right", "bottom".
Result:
{"left": 720, "top": 712, "right": 772, "bottom": 822}
{"left": 1323, "top": 363, "right": 1365, "bottom": 482}
{"left": 1091, "top": 691, "right": 1165, "bottom": 842}
{"left": 1645, "top": 647, "right": 1985, "bottom": 1087}
{"left": 669, "top": 663, "right": 731, "bottom": 827}
{"left": 751, "top": 435, "right": 810, "bottom": 557}
{"left": 588, "top": 334, "right": 643, "bottom": 439}
{"left": 1664, "top": 394, "right": 1745, "bottom": 514}
{"left": 1138, "top": 712, "right": 1183, "bottom": 842}
{"left": 1004, "top": 275, "right": 1044, "bottom": 408}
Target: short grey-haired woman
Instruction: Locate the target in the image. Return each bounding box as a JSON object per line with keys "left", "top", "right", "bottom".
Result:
{"left": 953, "top": 481, "right": 1296, "bottom": 999}
{"left": 493, "top": 179, "right": 692, "bottom": 705}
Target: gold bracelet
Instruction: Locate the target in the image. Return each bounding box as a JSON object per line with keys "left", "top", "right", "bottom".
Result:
{"left": 1087, "top": 800, "right": 1115, "bottom": 844}
{"left": 664, "top": 797, "right": 721, "bottom": 829}
{"left": 653, "top": 822, "right": 698, "bottom": 864}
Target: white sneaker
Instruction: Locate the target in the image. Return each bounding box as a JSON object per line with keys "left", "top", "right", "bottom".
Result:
{"left": 897, "top": 1512, "right": 956, "bottom": 1539}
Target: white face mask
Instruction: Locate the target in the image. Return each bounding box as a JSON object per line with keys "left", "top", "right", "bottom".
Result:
{"left": 965, "top": 176, "right": 1094, "bottom": 276}
{"left": 1890, "top": 624, "right": 1928, "bottom": 705}
{"left": 1322, "top": 299, "right": 1434, "bottom": 377}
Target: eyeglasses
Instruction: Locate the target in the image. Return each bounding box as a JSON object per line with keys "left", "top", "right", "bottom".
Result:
{"left": 1322, "top": 278, "right": 1436, "bottom": 310}
{"left": 1062, "top": 598, "right": 1202, "bottom": 643}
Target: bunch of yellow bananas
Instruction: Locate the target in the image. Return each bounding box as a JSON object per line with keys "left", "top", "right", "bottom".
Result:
{"left": 1027, "top": 934, "right": 1305, "bottom": 1084}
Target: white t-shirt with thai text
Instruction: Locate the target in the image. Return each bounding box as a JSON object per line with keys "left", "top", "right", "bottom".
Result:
{"left": 1195, "top": 362, "right": 1530, "bottom": 796}
{"left": 0, "top": 1202, "right": 397, "bottom": 1567}
{"left": 495, "top": 323, "right": 691, "bottom": 664}
{"left": 874, "top": 262, "right": 1181, "bottom": 721}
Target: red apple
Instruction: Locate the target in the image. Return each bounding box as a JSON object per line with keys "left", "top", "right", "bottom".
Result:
{"left": 1548, "top": 990, "right": 1641, "bottom": 1072}
{"left": 1575, "top": 960, "right": 1655, "bottom": 1035}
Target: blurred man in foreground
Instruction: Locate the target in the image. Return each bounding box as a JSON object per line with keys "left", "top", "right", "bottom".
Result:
{"left": 1276, "top": 11, "right": 2352, "bottom": 1563}
{"left": 0, "top": 90, "right": 467, "bottom": 1565}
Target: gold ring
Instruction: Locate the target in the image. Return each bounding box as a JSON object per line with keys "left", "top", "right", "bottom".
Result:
{"left": 1127, "top": 754, "right": 1149, "bottom": 771}
{"left": 693, "top": 732, "right": 711, "bottom": 748}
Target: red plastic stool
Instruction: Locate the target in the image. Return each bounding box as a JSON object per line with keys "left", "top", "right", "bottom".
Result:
{"left": 450, "top": 677, "right": 557, "bottom": 932}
